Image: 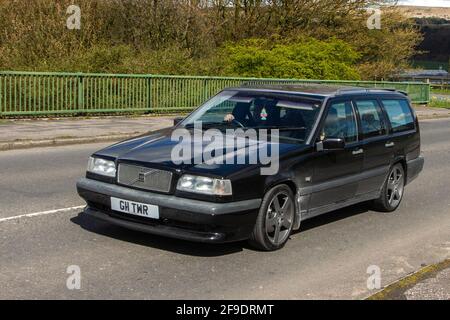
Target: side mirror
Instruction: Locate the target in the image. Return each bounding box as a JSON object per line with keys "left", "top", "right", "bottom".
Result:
{"left": 173, "top": 117, "right": 184, "bottom": 126}
{"left": 317, "top": 138, "right": 345, "bottom": 151}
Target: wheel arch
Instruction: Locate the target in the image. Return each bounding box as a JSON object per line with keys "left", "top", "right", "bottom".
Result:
{"left": 263, "top": 178, "right": 297, "bottom": 195}
{"left": 392, "top": 157, "right": 407, "bottom": 181}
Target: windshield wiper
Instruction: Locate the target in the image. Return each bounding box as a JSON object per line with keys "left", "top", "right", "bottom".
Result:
{"left": 184, "top": 123, "right": 307, "bottom": 132}
{"left": 251, "top": 126, "right": 307, "bottom": 131}
{"left": 184, "top": 122, "right": 241, "bottom": 130}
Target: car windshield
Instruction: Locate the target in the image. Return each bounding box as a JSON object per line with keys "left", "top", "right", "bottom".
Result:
{"left": 181, "top": 90, "right": 324, "bottom": 143}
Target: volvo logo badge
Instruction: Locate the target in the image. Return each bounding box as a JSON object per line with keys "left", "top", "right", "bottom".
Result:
{"left": 128, "top": 169, "right": 159, "bottom": 186}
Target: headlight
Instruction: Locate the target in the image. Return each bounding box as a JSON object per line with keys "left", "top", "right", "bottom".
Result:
{"left": 87, "top": 157, "right": 116, "bottom": 177}
{"left": 177, "top": 175, "right": 232, "bottom": 196}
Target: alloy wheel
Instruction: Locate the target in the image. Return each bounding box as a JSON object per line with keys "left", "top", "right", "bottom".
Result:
{"left": 265, "top": 191, "right": 295, "bottom": 246}
{"left": 387, "top": 166, "right": 404, "bottom": 208}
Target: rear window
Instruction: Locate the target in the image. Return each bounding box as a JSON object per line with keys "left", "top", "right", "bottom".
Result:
{"left": 381, "top": 99, "right": 415, "bottom": 133}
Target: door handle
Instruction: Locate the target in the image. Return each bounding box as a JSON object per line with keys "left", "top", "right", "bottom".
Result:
{"left": 352, "top": 148, "right": 364, "bottom": 155}
{"left": 385, "top": 142, "right": 395, "bottom": 148}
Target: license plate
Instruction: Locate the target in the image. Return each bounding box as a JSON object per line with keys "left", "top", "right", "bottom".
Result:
{"left": 111, "top": 197, "right": 159, "bottom": 219}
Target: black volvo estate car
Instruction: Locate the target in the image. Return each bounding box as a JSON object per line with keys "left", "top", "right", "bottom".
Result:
{"left": 77, "top": 86, "right": 424, "bottom": 251}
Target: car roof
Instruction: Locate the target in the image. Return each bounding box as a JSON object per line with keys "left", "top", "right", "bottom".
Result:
{"left": 225, "top": 84, "right": 409, "bottom": 100}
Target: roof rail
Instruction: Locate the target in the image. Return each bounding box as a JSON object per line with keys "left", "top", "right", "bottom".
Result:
{"left": 380, "top": 88, "right": 409, "bottom": 96}
{"left": 336, "top": 87, "right": 409, "bottom": 96}
{"left": 335, "top": 88, "right": 368, "bottom": 94}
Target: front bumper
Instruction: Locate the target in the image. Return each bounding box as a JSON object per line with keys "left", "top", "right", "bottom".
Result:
{"left": 76, "top": 178, "right": 261, "bottom": 243}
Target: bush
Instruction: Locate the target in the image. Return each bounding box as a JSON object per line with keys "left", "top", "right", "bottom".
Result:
{"left": 219, "top": 38, "right": 361, "bottom": 80}
{"left": 17, "top": 44, "right": 217, "bottom": 75}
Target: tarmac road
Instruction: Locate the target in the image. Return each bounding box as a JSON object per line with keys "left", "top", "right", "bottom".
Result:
{"left": 0, "top": 118, "right": 449, "bottom": 299}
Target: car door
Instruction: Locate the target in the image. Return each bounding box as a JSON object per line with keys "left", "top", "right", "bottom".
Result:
{"left": 353, "top": 98, "right": 394, "bottom": 196}
{"left": 308, "top": 99, "right": 364, "bottom": 210}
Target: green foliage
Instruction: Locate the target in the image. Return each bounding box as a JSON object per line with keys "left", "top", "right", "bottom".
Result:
{"left": 19, "top": 44, "right": 217, "bottom": 76}
{"left": 0, "top": 0, "right": 421, "bottom": 80}
{"left": 219, "top": 38, "right": 361, "bottom": 80}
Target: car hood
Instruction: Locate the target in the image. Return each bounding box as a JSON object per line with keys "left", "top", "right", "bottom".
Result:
{"left": 93, "top": 127, "right": 308, "bottom": 177}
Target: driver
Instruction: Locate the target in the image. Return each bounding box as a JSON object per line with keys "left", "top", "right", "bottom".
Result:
{"left": 223, "top": 102, "right": 254, "bottom": 126}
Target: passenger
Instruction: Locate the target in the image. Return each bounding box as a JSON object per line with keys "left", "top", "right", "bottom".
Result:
{"left": 252, "top": 99, "right": 278, "bottom": 127}
{"left": 281, "top": 109, "right": 306, "bottom": 128}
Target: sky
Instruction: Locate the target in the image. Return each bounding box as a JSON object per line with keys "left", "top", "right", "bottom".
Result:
{"left": 399, "top": 0, "right": 450, "bottom": 7}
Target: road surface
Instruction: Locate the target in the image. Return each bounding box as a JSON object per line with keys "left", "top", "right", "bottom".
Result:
{"left": 0, "top": 118, "right": 449, "bottom": 299}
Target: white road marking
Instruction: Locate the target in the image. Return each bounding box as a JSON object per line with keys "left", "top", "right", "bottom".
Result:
{"left": 0, "top": 205, "right": 85, "bottom": 223}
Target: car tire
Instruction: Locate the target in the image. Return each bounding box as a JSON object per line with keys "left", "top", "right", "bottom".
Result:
{"left": 373, "top": 163, "right": 405, "bottom": 212}
{"left": 249, "top": 184, "right": 295, "bottom": 251}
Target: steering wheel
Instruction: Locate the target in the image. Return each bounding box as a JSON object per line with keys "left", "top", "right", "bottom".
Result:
{"left": 232, "top": 118, "right": 246, "bottom": 128}
{"left": 223, "top": 113, "right": 246, "bottom": 128}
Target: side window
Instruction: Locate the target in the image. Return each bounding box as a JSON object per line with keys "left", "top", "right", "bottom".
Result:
{"left": 322, "top": 101, "right": 358, "bottom": 143}
{"left": 382, "top": 99, "right": 415, "bottom": 133}
{"left": 355, "top": 100, "right": 386, "bottom": 138}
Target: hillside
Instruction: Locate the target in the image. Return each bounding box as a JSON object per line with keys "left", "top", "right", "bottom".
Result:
{"left": 398, "top": 5, "right": 450, "bottom": 20}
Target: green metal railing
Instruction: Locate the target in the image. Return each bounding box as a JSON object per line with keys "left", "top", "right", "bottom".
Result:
{"left": 0, "top": 71, "right": 431, "bottom": 117}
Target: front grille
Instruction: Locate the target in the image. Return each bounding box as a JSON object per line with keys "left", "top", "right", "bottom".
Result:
{"left": 117, "top": 164, "right": 173, "bottom": 193}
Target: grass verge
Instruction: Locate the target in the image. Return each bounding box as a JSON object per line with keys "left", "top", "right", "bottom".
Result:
{"left": 431, "top": 88, "right": 450, "bottom": 96}
{"left": 367, "top": 259, "right": 450, "bottom": 300}
{"left": 428, "top": 96, "right": 450, "bottom": 109}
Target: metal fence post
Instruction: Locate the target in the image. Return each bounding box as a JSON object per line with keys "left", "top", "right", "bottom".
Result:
{"left": 147, "top": 76, "right": 152, "bottom": 113}
{"left": 204, "top": 78, "right": 209, "bottom": 101}
{"left": 0, "top": 74, "right": 3, "bottom": 117}
{"left": 426, "top": 82, "right": 431, "bottom": 104}
{"left": 78, "top": 73, "right": 84, "bottom": 112}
